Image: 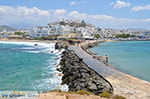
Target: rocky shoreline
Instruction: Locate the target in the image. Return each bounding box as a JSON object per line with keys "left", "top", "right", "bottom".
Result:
{"left": 80, "top": 40, "right": 110, "bottom": 66}
{"left": 55, "top": 42, "right": 113, "bottom": 95}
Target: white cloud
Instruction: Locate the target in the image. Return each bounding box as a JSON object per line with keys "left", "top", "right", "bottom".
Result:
{"left": 69, "top": 11, "right": 87, "bottom": 18}
{"left": 67, "top": 10, "right": 150, "bottom": 29}
{"left": 16, "top": 6, "right": 50, "bottom": 16}
{"left": 0, "top": 6, "right": 150, "bottom": 29}
{"left": 68, "top": 11, "right": 114, "bottom": 20}
{"left": 89, "top": 15, "right": 114, "bottom": 20}
{"left": 70, "top": 2, "right": 77, "bottom": 5}
{"left": 113, "top": 0, "right": 131, "bottom": 9}
{"left": 54, "top": 9, "right": 66, "bottom": 14}
{"left": 67, "top": 11, "right": 150, "bottom": 29}
{"left": 69, "top": 0, "right": 87, "bottom": 5}
{"left": 131, "top": 4, "right": 150, "bottom": 12}
{"left": 0, "top": 6, "right": 67, "bottom": 25}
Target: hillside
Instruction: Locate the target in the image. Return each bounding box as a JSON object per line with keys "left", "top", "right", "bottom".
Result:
{"left": 0, "top": 25, "right": 16, "bottom": 32}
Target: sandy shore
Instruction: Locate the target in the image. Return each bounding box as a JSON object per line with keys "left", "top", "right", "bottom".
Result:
{"left": 69, "top": 40, "right": 150, "bottom": 99}
{"left": 38, "top": 92, "right": 106, "bottom": 99}
{"left": 0, "top": 39, "right": 59, "bottom": 44}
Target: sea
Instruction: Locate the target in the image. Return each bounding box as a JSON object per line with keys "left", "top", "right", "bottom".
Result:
{"left": 0, "top": 41, "right": 68, "bottom": 91}
{"left": 90, "top": 41, "right": 150, "bottom": 82}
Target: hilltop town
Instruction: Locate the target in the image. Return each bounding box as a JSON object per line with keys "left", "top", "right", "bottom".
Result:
{"left": 0, "top": 20, "right": 150, "bottom": 40}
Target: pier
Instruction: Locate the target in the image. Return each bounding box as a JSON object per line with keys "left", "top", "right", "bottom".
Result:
{"left": 68, "top": 45, "right": 150, "bottom": 99}
{"left": 69, "top": 46, "right": 119, "bottom": 77}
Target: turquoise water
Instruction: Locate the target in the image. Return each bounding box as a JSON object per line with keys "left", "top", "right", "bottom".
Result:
{"left": 90, "top": 41, "right": 150, "bottom": 82}
{"left": 0, "top": 41, "right": 66, "bottom": 91}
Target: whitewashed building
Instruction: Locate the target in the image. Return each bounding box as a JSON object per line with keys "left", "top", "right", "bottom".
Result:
{"left": 76, "top": 26, "right": 96, "bottom": 39}
{"left": 0, "top": 29, "right": 14, "bottom": 38}
{"left": 29, "top": 26, "right": 50, "bottom": 38}
{"left": 48, "top": 24, "right": 75, "bottom": 34}
{"left": 29, "top": 20, "right": 97, "bottom": 39}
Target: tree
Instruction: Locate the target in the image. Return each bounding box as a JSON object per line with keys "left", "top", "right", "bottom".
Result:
{"left": 115, "top": 33, "right": 136, "bottom": 38}
{"left": 14, "top": 31, "right": 25, "bottom": 35}
{"left": 81, "top": 20, "right": 86, "bottom": 27}
{"left": 95, "top": 34, "right": 101, "bottom": 39}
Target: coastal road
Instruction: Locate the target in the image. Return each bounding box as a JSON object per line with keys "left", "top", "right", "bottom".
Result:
{"left": 68, "top": 45, "right": 150, "bottom": 99}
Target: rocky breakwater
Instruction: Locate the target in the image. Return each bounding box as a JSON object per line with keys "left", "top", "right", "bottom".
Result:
{"left": 56, "top": 42, "right": 113, "bottom": 95}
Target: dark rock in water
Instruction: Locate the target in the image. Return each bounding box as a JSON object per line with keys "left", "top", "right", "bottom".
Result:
{"left": 54, "top": 57, "right": 60, "bottom": 60}
{"left": 61, "top": 76, "right": 71, "bottom": 85}
{"left": 34, "top": 44, "right": 38, "bottom": 46}
{"left": 55, "top": 42, "right": 68, "bottom": 50}
{"left": 59, "top": 49, "right": 114, "bottom": 95}
{"left": 56, "top": 68, "right": 61, "bottom": 72}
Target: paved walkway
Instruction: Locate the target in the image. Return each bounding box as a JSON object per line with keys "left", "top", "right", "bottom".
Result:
{"left": 69, "top": 46, "right": 150, "bottom": 99}
{"left": 69, "top": 46, "right": 119, "bottom": 78}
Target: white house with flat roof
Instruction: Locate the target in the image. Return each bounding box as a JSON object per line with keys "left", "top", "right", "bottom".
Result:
{"left": 29, "top": 26, "right": 50, "bottom": 38}
{"left": 76, "top": 26, "right": 96, "bottom": 39}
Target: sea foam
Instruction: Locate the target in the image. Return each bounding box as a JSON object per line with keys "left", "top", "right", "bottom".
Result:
{"left": 0, "top": 41, "right": 68, "bottom": 91}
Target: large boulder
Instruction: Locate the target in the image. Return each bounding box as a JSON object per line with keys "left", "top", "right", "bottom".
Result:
{"left": 55, "top": 42, "right": 68, "bottom": 50}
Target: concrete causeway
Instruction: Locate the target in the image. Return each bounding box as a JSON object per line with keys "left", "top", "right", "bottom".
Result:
{"left": 68, "top": 45, "right": 150, "bottom": 99}
{"left": 69, "top": 46, "right": 120, "bottom": 78}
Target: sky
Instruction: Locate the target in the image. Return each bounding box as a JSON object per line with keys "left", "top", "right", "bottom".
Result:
{"left": 0, "top": 0, "right": 150, "bottom": 29}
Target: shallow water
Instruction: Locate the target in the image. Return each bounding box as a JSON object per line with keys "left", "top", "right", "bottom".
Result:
{"left": 90, "top": 41, "right": 150, "bottom": 82}
{"left": 0, "top": 41, "right": 67, "bottom": 91}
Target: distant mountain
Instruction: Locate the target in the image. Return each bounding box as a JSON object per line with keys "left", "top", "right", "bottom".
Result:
{"left": 0, "top": 25, "right": 16, "bottom": 32}
{"left": 128, "top": 28, "right": 148, "bottom": 31}
{"left": 9, "top": 23, "right": 35, "bottom": 29}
